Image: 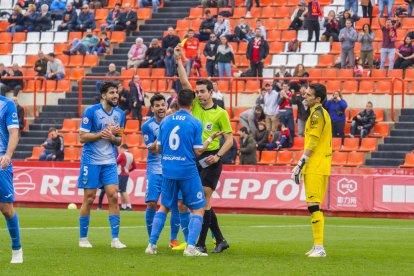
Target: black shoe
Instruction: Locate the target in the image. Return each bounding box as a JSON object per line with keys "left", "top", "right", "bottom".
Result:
{"left": 195, "top": 245, "right": 207, "bottom": 253}
{"left": 212, "top": 240, "right": 229, "bottom": 253}
{"left": 63, "top": 50, "right": 71, "bottom": 56}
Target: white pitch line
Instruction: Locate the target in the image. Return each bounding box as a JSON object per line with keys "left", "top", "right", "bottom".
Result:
{"left": 0, "top": 225, "right": 412, "bottom": 231}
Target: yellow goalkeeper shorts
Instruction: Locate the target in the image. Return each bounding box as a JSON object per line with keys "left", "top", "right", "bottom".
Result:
{"left": 303, "top": 174, "right": 329, "bottom": 204}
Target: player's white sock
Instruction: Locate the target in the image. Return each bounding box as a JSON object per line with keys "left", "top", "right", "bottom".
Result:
{"left": 79, "top": 238, "right": 93, "bottom": 248}
{"left": 11, "top": 248, "right": 23, "bottom": 264}
{"left": 121, "top": 204, "right": 127, "bottom": 209}
{"left": 111, "top": 238, "right": 127, "bottom": 249}
{"left": 127, "top": 204, "right": 132, "bottom": 208}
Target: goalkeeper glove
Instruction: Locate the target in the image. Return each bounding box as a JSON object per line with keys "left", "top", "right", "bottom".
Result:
{"left": 291, "top": 155, "right": 309, "bottom": 185}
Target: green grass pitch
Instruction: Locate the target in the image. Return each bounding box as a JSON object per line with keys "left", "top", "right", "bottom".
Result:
{"left": 0, "top": 208, "right": 412, "bottom": 275}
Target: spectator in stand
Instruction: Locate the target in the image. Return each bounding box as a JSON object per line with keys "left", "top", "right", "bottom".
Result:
{"left": 117, "top": 82, "right": 133, "bottom": 116}
{"left": 338, "top": 10, "right": 354, "bottom": 30}
{"left": 0, "top": 64, "right": 23, "bottom": 97}
{"left": 345, "top": 0, "right": 358, "bottom": 14}
{"left": 100, "top": 3, "right": 122, "bottom": 31}
{"left": 256, "top": 87, "right": 266, "bottom": 106}
{"left": 238, "top": 127, "right": 257, "bottom": 165}
{"left": 34, "top": 51, "right": 48, "bottom": 77}
{"left": 292, "top": 86, "right": 309, "bottom": 137}
{"left": 63, "top": 31, "right": 99, "bottom": 55}
{"left": 130, "top": 75, "right": 146, "bottom": 129}
{"left": 6, "top": 5, "right": 25, "bottom": 36}
{"left": 255, "top": 19, "right": 267, "bottom": 40}
{"left": 354, "top": 57, "right": 364, "bottom": 78}
{"left": 12, "top": 97, "right": 25, "bottom": 132}
{"left": 289, "top": 1, "right": 307, "bottom": 31}
{"left": 278, "top": 82, "right": 295, "bottom": 142}
{"left": 263, "top": 83, "right": 279, "bottom": 135}
{"left": 254, "top": 121, "right": 269, "bottom": 157}
{"left": 39, "top": 128, "right": 64, "bottom": 161}
{"left": 139, "top": 38, "right": 164, "bottom": 68}
{"left": 95, "top": 63, "right": 120, "bottom": 94}
{"left": 162, "top": 27, "right": 181, "bottom": 53}
{"left": 204, "top": 33, "right": 219, "bottom": 77}
{"left": 303, "top": 0, "right": 322, "bottom": 42}
{"left": 246, "top": 28, "right": 269, "bottom": 88}
{"left": 234, "top": 17, "right": 251, "bottom": 42}
{"left": 181, "top": 29, "right": 200, "bottom": 76}
{"left": 361, "top": 0, "right": 374, "bottom": 23}
{"left": 91, "top": 32, "right": 110, "bottom": 55}
{"left": 239, "top": 105, "right": 265, "bottom": 136}
{"left": 195, "top": 10, "right": 216, "bottom": 42}
{"left": 378, "top": 16, "right": 402, "bottom": 69}
{"left": 76, "top": 4, "right": 96, "bottom": 32}
{"left": 212, "top": 80, "right": 225, "bottom": 109}
{"left": 127, "top": 37, "right": 148, "bottom": 69}
{"left": 245, "top": 0, "right": 260, "bottom": 18}
{"left": 220, "top": 136, "right": 237, "bottom": 165}
{"left": 394, "top": 36, "right": 414, "bottom": 69}
{"left": 339, "top": 19, "right": 358, "bottom": 69}
{"left": 358, "top": 23, "right": 375, "bottom": 69}
{"left": 214, "top": 14, "right": 231, "bottom": 38}
{"left": 46, "top": 53, "right": 65, "bottom": 80}
{"left": 0, "top": 63, "right": 8, "bottom": 93}
{"left": 50, "top": 0, "right": 66, "bottom": 20}
{"left": 379, "top": 0, "right": 395, "bottom": 18}
{"left": 350, "top": 101, "right": 376, "bottom": 138}
{"left": 321, "top": 10, "right": 340, "bottom": 42}
{"left": 58, "top": 2, "right": 77, "bottom": 31}
{"left": 72, "top": 0, "right": 83, "bottom": 9}
{"left": 292, "top": 64, "right": 309, "bottom": 87}
{"left": 35, "top": 0, "right": 52, "bottom": 11}
{"left": 33, "top": 4, "right": 52, "bottom": 31}
{"left": 215, "top": 36, "right": 236, "bottom": 78}
{"left": 23, "top": 4, "right": 37, "bottom": 31}
{"left": 164, "top": 47, "right": 179, "bottom": 90}
{"left": 408, "top": 0, "right": 414, "bottom": 17}
{"left": 166, "top": 88, "right": 177, "bottom": 108}
{"left": 89, "top": 0, "right": 105, "bottom": 9}
{"left": 324, "top": 91, "right": 348, "bottom": 138}
{"left": 265, "top": 123, "right": 291, "bottom": 150}
{"left": 139, "top": 0, "right": 159, "bottom": 14}
{"left": 273, "top": 65, "right": 291, "bottom": 92}
{"left": 123, "top": 3, "right": 138, "bottom": 36}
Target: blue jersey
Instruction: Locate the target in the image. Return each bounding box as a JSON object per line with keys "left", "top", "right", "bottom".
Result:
{"left": 141, "top": 117, "right": 162, "bottom": 175}
{"left": 158, "top": 110, "right": 203, "bottom": 180}
{"left": 0, "top": 96, "right": 19, "bottom": 156}
{"left": 80, "top": 103, "right": 125, "bottom": 165}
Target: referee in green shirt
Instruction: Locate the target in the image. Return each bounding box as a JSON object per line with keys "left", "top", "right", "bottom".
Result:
{"left": 175, "top": 45, "right": 233, "bottom": 253}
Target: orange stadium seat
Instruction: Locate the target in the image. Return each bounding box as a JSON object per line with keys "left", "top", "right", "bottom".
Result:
{"left": 189, "top": 8, "right": 202, "bottom": 19}
{"left": 342, "top": 81, "right": 358, "bottom": 94}
{"left": 276, "top": 151, "right": 293, "bottom": 165}
{"left": 332, "top": 152, "right": 348, "bottom": 166}
{"left": 129, "top": 148, "right": 143, "bottom": 162}
{"left": 60, "top": 119, "right": 78, "bottom": 133}
{"left": 94, "top": 9, "right": 108, "bottom": 20}
{"left": 370, "top": 124, "right": 389, "bottom": 137}
{"left": 269, "top": 42, "right": 284, "bottom": 54}
{"left": 374, "top": 81, "right": 391, "bottom": 94}
{"left": 274, "top": 7, "right": 291, "bottom": 18}
{"left": 275, "top": 0, "right": 289, "bottom": 5}
{"left": 191, "top": 20, "right": 202, "bottom": 31}
{"left": 138, "top": 9, "right": 152, "bottom": 20}
{"left": 267, "top": 30, "right": 281, "bottom": 41}
{"left": 233, "top": 107, "right": 249, "bottom": 120}
{"left": 56, "top": 80, "right": 71, "bottom": 92}
{"left": 13, "top": 32, "right": 26, "bottom": 43}
{"left": 237, "top": 42, "right": 248, "bottom": 54}
{"left": 126, "top": 133, "right": 140, "bottom": 148}
{"left": 388, "top": 69, "right": 403, "bottom": 78}
{"left": 326, "top": 80, "right": 341, "bottom": 93}
{"left": 262, "top": 7, "right": 275, "bottom": 18}
{"left": 330, "top": 42, "right": 341, "bottom": 54}
{"left": 137, "top": 68, "right": 150, "bottom": 78}
{"left": 70, "top": 68, "right": 85, "bottom": 80}
{"left": 258, "top": 151, "right": 277, "bottom": 165}
{"left": 55, "top": 43, "right": 69, "bottom": 55}
{"left": 244, "top": 80, "right": 260, "bottom": 93}
{"left": 0, "top": 21, "right": 9, "bottom": 32}
{"left": 107, "top": 0, "right": 118, "bottom": 8}
{"left": 322, "top": 68, "right": 337, "bottom": 79}
{"left": 0, "top": 32, "right": 11, "bottom": 43}
{"left": 332, "top": 137, "right": 342, "bottom": 151}
{"left": 342, "top": 138, "right": 359, "bottom": 152}
{"left": 358, "top": 81, "right": 374, "bottom": 94}
{"left": 359, "top": 138, "right": 377, "bottom": 152}
{"left": 347, "top": 152, "right": 364, "bottom": 167}
{"left": 63, "top": 133, "right": 78, "bottom": 147}
{"left": 290, "top": 137, "right": 304, "bottom": 151}
{"left": 339, "top": 69, "right": 354, "bottom": 78}
{"left": 0, "top": 44, "right": 12, "bottom": 55}
{"left": 280, "top": 30, "right": 296, "bottom": 41}
{"left": 64, "top": 147, "right": 79, "bottom": 161}
{"left": 318, "top": 55, "right": 335, "bottom": 67}
{"left": 26, "top": 147, "right": 43, "bottom": 161}
{"left": 121, "top": 68, "right": 135, "bottom": 78}
{"left": 260, "top": 0, "right": 273, "bottom": 5}
{"left": 25, "top": 55, "right": 37, "bottom": 68}
{"left": 401, "top": 153, "right": 414, "bottom": 168}
{"left": 23, "top": 80, "right": 42, "bottom": 92}
{"left": 176, "top": 20, "right": 189, "bottom": 31}
{"left": 217, "top": 80, "right": 229, "bottom": 92}
{"left": 57, "top": 55, "right": 69, "bottom": 66}
{"left": 151, "top": 68, "right": 165, "bottom": 77}
{"left": 308, "top": 68, "right": 322, "bottom": 78}
{"left": 278, "top": 19, "right": 291, "bottom": 30}
{"left": 140, "top": 79, "right": 152, "bottom": 91}
{"left": 84, "top": 55, "right": 99, "bottom": 67}
{"left": 122, "top": 0, "right": 137, "bottom": 8}
{"left": 110, "top": 32, "right": 126, "bottom": 43}
{"left": 68, "top": 32, "right": 82, "bottom": 41}
{"left": 26, "top": 68, "right": 37, "bottom": 77}
{"left": 371, "top": 69, "right": 387, "bottom": 78}
{"left": 45, "top": 80, "right": 57, "bottom": 91}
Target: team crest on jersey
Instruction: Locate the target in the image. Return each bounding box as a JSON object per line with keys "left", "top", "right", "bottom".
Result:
{"left": 197, "top": 191, "right": 203, "bottom": 199}
{"left": 205, "top": 122, "right": 213, "bottom": 131}
{"left": 113, "top": 116, "right": 119, "bottom": 124}
{"left": 144, "top": 134, "right": 149, "bottom": 142}
{"left": 12, "top": 112, "right": 17, "bottom": 118}
{"left": 83, "top": 117, "right": 89, "bottom": 125}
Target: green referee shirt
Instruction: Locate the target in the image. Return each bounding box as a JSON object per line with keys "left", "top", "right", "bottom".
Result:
{"left": 192, "top": 97, "right": 233, "bottom": 151}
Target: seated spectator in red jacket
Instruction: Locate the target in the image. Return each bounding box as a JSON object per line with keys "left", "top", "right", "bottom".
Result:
{"left": 265, "top": 123, "right": 291, "bottom": 150}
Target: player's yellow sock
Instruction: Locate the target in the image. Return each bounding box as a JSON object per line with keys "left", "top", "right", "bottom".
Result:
{"left": 311, "top": 210, "right": 324, "bottom": 245}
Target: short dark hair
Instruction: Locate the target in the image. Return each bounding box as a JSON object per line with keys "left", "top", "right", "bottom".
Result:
{"left": 254, "top": 105, "right": 263, "bottom": 112}
{"left": 170, "top": 101, "right": 179, "bottom": 111}
{"left": 309, "top": 83, "right": 327, "bottom": 103}
{"left": 150, "top": 93, "right": 166, "bottom": 106}
{"left": 188, "top": 28, "right": 194, "bottom": 33}
{"left": 205, "top": 9, "right": 211, "bottom": 14}
{"left": 47, "top": 53, "right": 55, "bottom": 58}
{"left": 346, "top": 18, "right": 353, "bottom": 23}
{"left": 121, "top": 144, "right": 128, "bottom": 149}
{"left": 178, "top": 89, "right": 195, "bottom": 108}
{"left": 100, "top": 81, "right": 118, "bottom": 94}
{"left": 48, "top": 127, "right": 57, "bottom": 133}
{"left": 240, "top": 127, "right": 249, "bottom": 134}
{"left": 367, "top": 101, "right": 373, "bottom": 106}
{"left": 196, "top": 79, "right": 213, "bottom": 91}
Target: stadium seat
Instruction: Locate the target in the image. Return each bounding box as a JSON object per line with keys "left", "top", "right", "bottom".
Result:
{"left": 280, "top": 30, "right": 297, "bottom": 42}
{"left": 26, "top": 44, "right": 40, "bottom": 55}
{"left": 326, "top": 80, "right": 341, "bottom": 93}
{"left": 277, "top": 19, "right": 291, "bottom": 30}
{"left": 258, "top": 151, "right": 277, "bottom": 165}
{"left": 40, "top": 32, "right": 54, "bottom": 43}
{"left": 233, "top": 107, "right": 249, "bottom": 120}
{"left": 244, "top": 80, "right": 260, "bottom": 93}
{"left": 401, "top": 153, "right": 414, "bottom": 168}
{"left": 342, "top": 138, "right": 359, "bottom": 151}
{"left": 261, "top": 7, "right": 275, "bottom": 18}
{"left": 137, "top": 68, "right": 150, "bottom": 78}
{"left": 322, "top": 68, "right": 337, "bottom": 78}
{"left": 342, "top": 81, "right": 358, "bottom": 94}
{"left": 129, "top": 148, "right": 143, "bottom": 162}
{"left": 237, "top": 42, "right": 247, "bottom": 54}
{"left": 110, "top": 32, "right": 126, "bottom": 43}
{"left": 332, "top": 137, "right": 342, "bottom": 151}
{"left": 332, "top": 152, "right": 348, "bottom": 166}
{"left": 26, "top": 147, "right": 43, "bottom": 161}
{"left": 54, "top": 32, "right": 68, "bottom": 43}
{"left": 121, "top": 68, "right": 135, "bottom": 78}
{"left": 60, "top": 119, "right": 78, "bottom": 133}
{"left": 95, "top": 9, "right": 108, "bottom": 20}
{"left": 0, "top": 44, "right": 12, "bottom": 55}
{"left": 267, "top": 30, "right": 281, "bottom": 41}
{"left": 55, "top": 43, "right": 68, "bottom": 55}
{"left": 138, "top": 8, "right": 152, "bottom": 20}
{"left": 12, "top": 32, "right": 26, "bottom": 43}
{"left": 23, "top": 80, "right": 42, "bottom": 92}
{"left": 217, "top": 80, "right": 229, "bottom": 93}
{"left": 274, "top": 7, "right": 290, "bottom": 18}
{"left": 374, "top": 81, "right": 391, "bottom": 94}
{"left": 290, "top": 137, "right": 304, "bottom": 151}
{"left": 189, "top": 8, "right": 202, "bottom": 18}
{"left": 84, "top": 55, "right": 99, "bottom": 67}
{"left": 63, "top": 133, "right": 78, "bottom": 147}
{"left": 69, "top": 55, "right": 84, "bottom": 67}
{"left": 45, "top": 80, "right": 57, "bottom": 91}
{"left": 64, "top": 147, "right": 79, "bottom": 161}
{"left": 12, "top": 44, "right": 26, "bottom": 55}
{"left": 68, "top": 32, "right": 82, "bottom": 41}
{"left": 12, "top": 55, "right": 26, "bottom": 67}
{"left": 404, "top": 69, "right": 414, "bottom": 80}
{"left": 339, "top": 69, "right": 354, "bottom": 79}
{"left": 299, "top": 42, "right": 315, "bottom": 54}
{"left": 303, "top": 55, "right": 318, "bottom": 68}
{"left": 358, "top": 81, "right": 374, "bottom": 94}
{"left": 70, "top": 68, "right": 85, "bottom": 80}
{"left": 308, "top": 68, "right": 322, "bottom": 78}
{"left": 286, "top": 55, "right": 302, "bottom": 67}
{"left": 359, "top": 138, "right": 377, "bottom": 152}
{"left": 369, "top": 124, "right": 389, "bottom": 137}
{"left": 318, "top": 55, "right": 335, "bottom": 67}
{"left": 126, "top": 133, "right": 140, "bottom": 148}
{"left": 276, "top": 151, "right": 293, "bottom": 165}
{"left": 26, "top": 32, "right": 40, "bottom": 43}
{"left": 176, "top": 20, "right": 189, "bottom": 31}
{"left": 374, "top": 109, "right": 384, "bottom": 122}
{"left": 371, "top": 69, "right": 386, "bottom": 78}
{"left": 56, "top": 80, "right": 71, "bottom": 92}
{"left": 347, "top": 152, "right": 364, "bottom": 167}
{"left": 41, "top": 44, "right": 55, "bottom": 54}
{"left": 315, "top": 42, "right": 331, "bottom": 54}
{"left": 0, "top": 32, "right": 11, "bottom": 43}
{"left": 269, "top": 42, "right": 284, "bottom": 54}
{"left": 388, "top": 69, "right": 403, "bottom": 78}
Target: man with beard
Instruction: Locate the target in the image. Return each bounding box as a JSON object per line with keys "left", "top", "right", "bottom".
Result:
{"left": 141, "top": 93, "right": 182, "bottom": 248}
{"left": 77, "top": 82, "right": 127, "bottom": 249}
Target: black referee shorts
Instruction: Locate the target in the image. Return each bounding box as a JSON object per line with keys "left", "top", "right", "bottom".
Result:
{"left": 197, "top": 150, "right": 223, "bottom": 191}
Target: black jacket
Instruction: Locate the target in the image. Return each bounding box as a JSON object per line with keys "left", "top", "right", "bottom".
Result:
{"left": 8, "top": 13, "right": 25, "bottom": 26}
{"left": 353, "top": 110, "right": 376, "bottom": 130}
{"left": 43, "top": 136, "right": 64, "bottom": 161}
{"left": 34, "top": 58, "right": 48, "bottom": 76}
{"left": 199, "top": 18, "right": 216, "bottom": 34}
{"left": 246, "top": 38, "right": 269, "bottom": 61}
{"left": 203, "top": 39, "right": 219, "bottom": 58}
{"left": 118, "top": 88, "right": 133, "bottom": 111}
{"left": 162, "top": 35, "right": 180, "bottom": 51}
{"left": 145, "top": 47, "right": 163, "bottom": 63}
{"left": 34, "top": 12, "right": 52, "bottom": 31}
{"left": 17, "top": 104, "right": 24, "bottom": 130}
{"left": 129, "top": 81, "right": 145, "bottom": 105}
{"left": 291, "top": 92, "right": 310, "bottom": 121}
{"left": 62, "top": 9, "right": 77, "bottom": 25}
{"left": 220, "top": 137, "right": 238, "bottom": 165}
{"left": 7, "top": 70, "right": 23, "bottom": 88}
{"left": 124, "top": 10, "right": 137, "bottom": 26}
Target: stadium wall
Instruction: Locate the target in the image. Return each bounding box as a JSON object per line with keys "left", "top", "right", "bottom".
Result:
{"left": 12, "top": 162, "right": 414, "bottom": 219}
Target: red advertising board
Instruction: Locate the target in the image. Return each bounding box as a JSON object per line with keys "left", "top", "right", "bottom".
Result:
{"left": 373, "top": 176, "right": 414, "bottom": 213}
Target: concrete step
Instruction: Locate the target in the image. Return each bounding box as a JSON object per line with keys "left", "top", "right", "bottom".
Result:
{"left": 365, "top": 158, "right": 404, "bottom": 167}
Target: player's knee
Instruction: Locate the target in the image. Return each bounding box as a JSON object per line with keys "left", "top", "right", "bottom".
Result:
{"left": 191, "top": 208, "right": 204, "bottom": 217}
{"left": 177, "top": 201, "right": 188, "bottom": 212}
{"left": 0, "top": 204, "right": 14, "bottom": 218}
{"left": 307, "top": 204, "right": 320, "bottom": 214}
{"left": 147, "top": 201, "right": 157, "bottom": 210}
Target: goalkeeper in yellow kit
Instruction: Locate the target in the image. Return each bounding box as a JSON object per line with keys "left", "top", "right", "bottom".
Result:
{"left": 291, "top": 83, "right": 332, "bottom": 258}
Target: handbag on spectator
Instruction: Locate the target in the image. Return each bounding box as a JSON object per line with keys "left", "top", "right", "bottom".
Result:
{"left": 287, "top": 38, "right": 301, "bottom": 52}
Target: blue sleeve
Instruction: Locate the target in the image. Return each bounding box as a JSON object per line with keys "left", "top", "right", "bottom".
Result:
{"left": 120, "top": 111, "right": 126, "bottom": 129}
{"left": 80, "top": 107, "right": 93, "bottom": 132}
{"left": 193, "top": 120, "right": 203, "bottom": 148}
{"left": 339, "top": 100, "right": 348, "bottom": 110}
{"left": 6, "top": 101, "right": 19, "bottom": 129}
{"left": 142, "top": 123, "right": 156, "bottom": 147}
{"left": 158, "top": 121, "right": 163, "bottom": 147}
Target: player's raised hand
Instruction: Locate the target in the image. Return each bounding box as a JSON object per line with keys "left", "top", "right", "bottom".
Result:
{"left": 0, "top": 155, "right": 11, "bottom": 169}
{"left": 174, "top": 45, "right": 183, "bottom": 60}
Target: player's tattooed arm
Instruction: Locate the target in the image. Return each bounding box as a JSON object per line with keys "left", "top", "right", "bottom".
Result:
{"left": 101, "top": 128, "right": 122, "bottom": 146}
{"left": 148, "top": 139, "right": 160, "bottom": 154}
{"left": 79, "top": 131, "right": 103, "bottom": 143}
{"left": 174, "top": 45, "right": 193, "bottom": 91}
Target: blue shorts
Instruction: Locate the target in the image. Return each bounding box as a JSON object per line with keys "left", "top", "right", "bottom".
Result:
{"left": 145, "top": 173, "right": 162, "bottom": 203}
{"left": 0, "top": 164, "right": 14, "bottom": 203}
{"left": 161, "top": 176, "right": 205, "bottom": 211}
{"left": 77, "top": 163, "right": 118, "bottom": 189}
